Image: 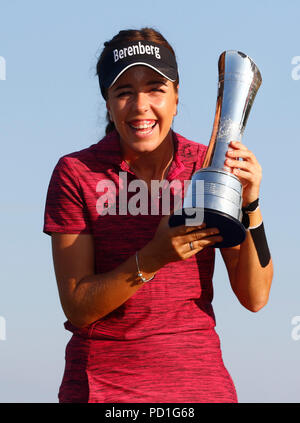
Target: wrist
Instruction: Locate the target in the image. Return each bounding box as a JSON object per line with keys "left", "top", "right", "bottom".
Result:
{"left": 242, "top": 197, "right": 259, "bottom": 211}
{"left": 243, "top": 207, "right": 262, "bottom": 230}
{"left": 138, "top": 242, "right": 164, "bottom": 276}
{"left": 135, "top": 251, "right": 155, "bottom": 283}
{"left": 242, "top": 198, "right": 260, "bottom": 229}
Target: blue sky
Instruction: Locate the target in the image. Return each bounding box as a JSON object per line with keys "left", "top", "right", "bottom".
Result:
{"left": 1, "top": 0, "right": 300, "bottom": 402}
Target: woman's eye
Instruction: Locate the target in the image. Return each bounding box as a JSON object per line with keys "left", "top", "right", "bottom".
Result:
{"left": 117, "top": 91, "right": 131, "bottom": 97}
{"left": 117, "top": 88, "right": 165, "bottom": 98}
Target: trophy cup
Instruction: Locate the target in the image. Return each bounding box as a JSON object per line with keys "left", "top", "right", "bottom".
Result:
{"left": 169, "top": 50, "right": 262, "bottom": 248}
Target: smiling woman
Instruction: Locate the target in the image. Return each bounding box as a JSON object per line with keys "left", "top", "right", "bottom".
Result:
{"left": 97, "top": 29, "right": 179, "bottom": 135}
{"left": 106, "top": 66, "right": 178, "bottom": 178}
{"left": 96, "top": 28, "right": 180, "bottom": 189}
{"left": 43, "top": 26, "right": 273, "bottom": 404}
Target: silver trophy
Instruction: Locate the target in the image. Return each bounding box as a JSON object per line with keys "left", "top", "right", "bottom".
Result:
{"left": 169, "top": 50, "right": 262, "bottom": 247}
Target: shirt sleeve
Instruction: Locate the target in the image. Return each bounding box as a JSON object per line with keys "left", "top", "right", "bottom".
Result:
{"left": 43, "top": 156, "right": 92, "bottom": 236}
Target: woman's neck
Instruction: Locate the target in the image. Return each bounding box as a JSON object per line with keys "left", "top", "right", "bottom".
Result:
{"left": 122, "top": 132, "right": 175, "bottom": 182}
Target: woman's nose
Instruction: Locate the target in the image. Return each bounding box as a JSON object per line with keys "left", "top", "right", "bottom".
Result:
{"left": 132, "top": 92, "right": 149, "bottom": 113}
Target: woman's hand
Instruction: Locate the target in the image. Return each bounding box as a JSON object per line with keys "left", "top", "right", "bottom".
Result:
{"left": 225, "top": 140, "right": 262, "bottom": 207}
{"left": 147, "top": 213, "right": 223, "bottom": 268}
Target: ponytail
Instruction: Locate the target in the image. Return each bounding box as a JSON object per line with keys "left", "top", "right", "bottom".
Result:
{"left": 105, "top": 111, "right": 115, "bottom": 135}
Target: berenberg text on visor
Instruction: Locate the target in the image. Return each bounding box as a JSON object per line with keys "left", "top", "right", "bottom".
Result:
{"left": 113, "top": 41, "right": 161, "bottom": 62}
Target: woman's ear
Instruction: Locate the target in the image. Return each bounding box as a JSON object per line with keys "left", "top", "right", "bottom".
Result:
{"left": 106, "top": 102, "right": 113, "bottom": 121}
{"left": 174, "top": 99, "right": 178, "bottom": 116}
{"left": 174, "top": 85, "right": 179, "bottom": 116}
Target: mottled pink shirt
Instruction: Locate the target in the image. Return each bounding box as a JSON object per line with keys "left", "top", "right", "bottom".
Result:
{"left": 43, "top": 130, "right": 237, "bottom": 403}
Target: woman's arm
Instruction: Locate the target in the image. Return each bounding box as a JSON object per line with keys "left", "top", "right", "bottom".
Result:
{"left": 51, "top": 232, "right": 161, "bottom": 329}
{"left": 220, "top": 140, "right": 274, "bottom": 312}
{"left": 51, "top": 218, "right": 223, "bottom": 328}
{"left": 220, "top": 228, "right": 273, "bottom": 312}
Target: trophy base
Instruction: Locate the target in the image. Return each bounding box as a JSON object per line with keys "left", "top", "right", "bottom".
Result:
{"left": 168, "top": 207, "right": 246, "bottom": 248}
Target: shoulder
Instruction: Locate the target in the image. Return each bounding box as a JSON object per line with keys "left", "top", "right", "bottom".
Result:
{"left": 173, "top": 131, "right": 208, "bottom": 166}
{"left": 53, "top": 131, "right": 116, "bottom": 175}
{"left": 57, "top": 143, "right": 100, "bottom": 169}
{"left": 174, "top": 131, "right": 207, "bottom": 152}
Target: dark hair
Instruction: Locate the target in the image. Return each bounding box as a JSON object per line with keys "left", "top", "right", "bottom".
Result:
{"left": 96, "top": 27, "right": 179, "bottom": 135}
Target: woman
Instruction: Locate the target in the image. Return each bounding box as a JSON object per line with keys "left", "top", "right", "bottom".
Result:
{"left": 43, "top": 27, "right": 273, "bottom": 403}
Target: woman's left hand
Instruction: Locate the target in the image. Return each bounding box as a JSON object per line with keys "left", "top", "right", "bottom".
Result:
{"left": 225, "top": 140, "right": 262, "bottom": 207}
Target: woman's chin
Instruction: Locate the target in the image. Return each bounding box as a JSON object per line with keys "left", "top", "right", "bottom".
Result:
{"left": 122, "top": 135, "right": 161, "bottom": 153}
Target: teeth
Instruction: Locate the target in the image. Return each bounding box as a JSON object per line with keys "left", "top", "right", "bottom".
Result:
{"left": 131, "top": 124, "right": 152, "bottom": 129}
{"left": 129, "top": 121, "right": 156, "bottom": 129}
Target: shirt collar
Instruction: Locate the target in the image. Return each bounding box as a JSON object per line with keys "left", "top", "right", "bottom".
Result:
{"left": 95, "top": 129, "right": 196, "bottom": 178}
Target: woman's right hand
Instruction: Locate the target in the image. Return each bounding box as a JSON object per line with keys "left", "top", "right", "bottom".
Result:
{"left": 147, "top": 213, "right": 223, "bottom": 268}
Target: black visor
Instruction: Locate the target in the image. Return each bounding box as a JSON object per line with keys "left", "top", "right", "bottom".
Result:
{"left": 98, "top": 40, "right": 178, "bottom": 99}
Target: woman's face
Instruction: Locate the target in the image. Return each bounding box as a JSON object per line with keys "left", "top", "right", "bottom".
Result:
{"left": 106, "top": 65, "right": 178, "bottom": 156}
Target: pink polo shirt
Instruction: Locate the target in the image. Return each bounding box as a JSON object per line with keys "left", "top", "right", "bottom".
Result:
{"left": 43, "top": 130, "right": 238, "bottom": 403}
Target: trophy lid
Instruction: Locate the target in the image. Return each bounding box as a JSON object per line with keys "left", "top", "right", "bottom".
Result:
{"left": 218, "top": 50, "right": 262, "bottom": 89}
